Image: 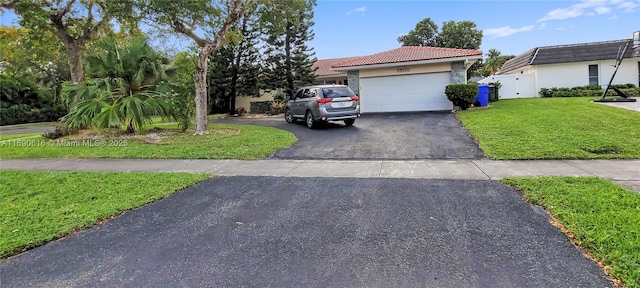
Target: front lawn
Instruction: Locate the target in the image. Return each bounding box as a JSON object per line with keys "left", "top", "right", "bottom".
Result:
{"left": 503, "top": 177, "right": 640, "bottom": 287}
{"left": 0, "top": 124, "right": 297, "bottom": 159}
{"left": 0, "top": 170, "right": 209, "bottom": 258}
{"left": 456, "top": 97, "right": 640, "bottom": 159}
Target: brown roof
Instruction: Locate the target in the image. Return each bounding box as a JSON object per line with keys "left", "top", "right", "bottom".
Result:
{"left": 312, "top": 56, "right": 362, "bottom": 77}
{"left": 497, "top": 39, "right": 634, "bottom": 74}
{"left": 332, "top": 46, "right": 482, "bottom": 68}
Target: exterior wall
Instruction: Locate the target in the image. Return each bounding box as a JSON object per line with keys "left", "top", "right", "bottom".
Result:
{"left": 347, "top": 70, "right": 360, "bottom": 95}
{"left": 486, "top": 58, "right": 640, "bottom": 98}
{"left": 235, "top": 90, "right": 281, "bottom": 113}
{"left": 450, "top": 61, "right": 466, "bottom": 84}
{"left": 314, "top": 76, "right": 348, "bottom": 85}
{"left": 534, "top": 59, "right": 639, "bottom": 88}
{"left": 358, "top": 62, "right": 451, "bottom": 78}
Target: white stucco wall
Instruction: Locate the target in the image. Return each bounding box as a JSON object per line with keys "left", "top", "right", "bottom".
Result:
{"left": 534, "top": 59, "right": 639, "bottom": 89}
{"left": 486, "top": 58, "right": 639, "bottom": 97}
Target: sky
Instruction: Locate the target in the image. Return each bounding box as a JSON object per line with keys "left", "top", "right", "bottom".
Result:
{"left": 311, "top": 0, "right": 640, "bottom": 59}
{"left": 1, "top": 0, "right": 639, "bottom": 60}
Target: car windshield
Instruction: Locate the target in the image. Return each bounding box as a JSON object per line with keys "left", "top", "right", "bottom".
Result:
{"left": 321, "top": 87, "right": 355, "bottom": 98}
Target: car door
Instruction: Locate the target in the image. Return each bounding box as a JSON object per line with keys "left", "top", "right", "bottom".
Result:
{"left": 291, "top": 89, "right": 305, "bottom": 117}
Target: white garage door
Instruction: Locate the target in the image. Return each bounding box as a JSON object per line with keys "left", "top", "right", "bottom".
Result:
{"left": 359, "top": 72, "right": 452, "bottom": 113}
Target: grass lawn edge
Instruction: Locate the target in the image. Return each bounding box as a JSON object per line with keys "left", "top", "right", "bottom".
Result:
{"left": 501, "top": 177, "right": 640, "bottom": 287}
{"left": 0, "top": 171, "right": 211, "bottom": 259}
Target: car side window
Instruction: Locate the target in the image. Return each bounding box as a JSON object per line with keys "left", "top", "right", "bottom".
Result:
{"left": 294, "top": 90, "right": 303, "bottom": 100}
{"left": 309, "top": 89, "right": 317, "bottom": 98}
{"left": 302, "top": 89, "right": 310, "bottom": 98}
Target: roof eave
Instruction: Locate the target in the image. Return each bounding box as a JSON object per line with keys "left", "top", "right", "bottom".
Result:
{"left": 331, "top": 55, "right": 482, "bottom": 71}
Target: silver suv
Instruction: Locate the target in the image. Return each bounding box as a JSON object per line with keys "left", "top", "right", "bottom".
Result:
{"left": 285, "top": 85, "right": 360, "bottom": 129}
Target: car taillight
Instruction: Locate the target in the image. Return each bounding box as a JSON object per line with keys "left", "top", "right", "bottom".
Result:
{"left": 351, "top": 96, "right": 359, "bottom": 101}
{"left": 317, "top": 98, "right": 332, "bottom": 104}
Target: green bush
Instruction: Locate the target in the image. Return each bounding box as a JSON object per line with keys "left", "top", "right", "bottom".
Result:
{"left": 539, "top": 84, "right": 638, "bottom": 98}
{"left": 445, "top": 84, "right": 478, "bottom": 110}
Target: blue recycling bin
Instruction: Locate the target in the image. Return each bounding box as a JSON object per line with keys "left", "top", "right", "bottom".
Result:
{"left": 476, "top": 84, "right": 489, "bottom": 107}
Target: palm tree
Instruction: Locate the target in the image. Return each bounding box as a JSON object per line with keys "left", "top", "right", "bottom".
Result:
{"left": 62, "top": 37, "right": 174, "bottom": 133}
{"left": 482, "top": 49, "right": 515, "bottom": 77}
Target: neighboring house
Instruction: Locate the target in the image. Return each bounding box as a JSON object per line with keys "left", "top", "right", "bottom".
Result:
{"left": 332, "top": 46, "right": 481, "bottom": 112}
{"left": 480, "top": 34, "right": 640, "bottom": 99}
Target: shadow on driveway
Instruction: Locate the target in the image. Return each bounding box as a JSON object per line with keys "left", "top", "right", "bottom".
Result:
{"left": 213, "top": 112, "right": 484, "bottom": 160}
{"left": 0, "top": 177, "right": 612, "bottom": 287}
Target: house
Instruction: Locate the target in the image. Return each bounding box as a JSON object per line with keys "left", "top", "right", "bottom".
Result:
{"left": 235, "top": 57, "right": 360, "bottom": 112}
{"left": 237, "top": 46, "right": 482, "bottom": 113}
{"left": 480, "top": 33, "right": 640, "bottom": 99}
{"left": 312, "top": 56, "right": 361, "bottom": 85}
{"left": 331, "top": 46, "right": 481, "bottom": 112}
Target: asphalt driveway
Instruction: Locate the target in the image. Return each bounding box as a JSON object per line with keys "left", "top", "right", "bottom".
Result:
{"left": 1, "top": 177, "right": 611, "bottom": 287}
{"left": 214, "top": 112, "right": 484, "bottom": 160}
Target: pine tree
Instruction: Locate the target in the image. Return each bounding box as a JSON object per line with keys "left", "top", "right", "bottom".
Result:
{"left": 208, "top": 6, "right": 263, "bottom": 114}
{"left": 262, "top": 0, "right": 317, "bottom": 98}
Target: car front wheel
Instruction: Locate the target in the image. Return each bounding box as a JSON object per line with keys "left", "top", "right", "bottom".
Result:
{"left": 344, "top": 119, "right": 355, "bottom": 126}
{"left": 285, "top": 109, "right": 295, "bottom": 123}
{"left": 305, "top": 111, "right": 316, "bottom": 129}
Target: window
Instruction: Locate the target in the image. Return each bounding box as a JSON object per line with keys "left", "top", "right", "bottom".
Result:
{"left": 344, "top": 79, "right": 348, "bottom": 86}
{"left": 294, "top": 90, "right": 303, "bottom": 100}
{"left": 322, "top": 87, "right": 356, "bottom": 98}
{"left": 302, "top": 89, "right": 311, "bottom": 98}
{"left": 588, "top": 64, "right": 599, "bottom": 86}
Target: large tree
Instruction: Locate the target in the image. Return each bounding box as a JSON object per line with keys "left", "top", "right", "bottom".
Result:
{"left": 437, "top": 20, "right": 482, "bottom": 50}
{"left": 139, "top": 0, "right": 250, "bottom": 135}
{"left": 262, "top": 0, "right": 317, "bottom": 98}
{"left": 209, "top": 4, "right": 262, "bottom": 114}
{"left": 2, "top": 0, "right": 136, "bottom": 84}
{"left": 397, "top": 17, "right": 438, "bottom": 47}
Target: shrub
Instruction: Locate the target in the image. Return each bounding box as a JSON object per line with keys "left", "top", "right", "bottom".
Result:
{"left": 234, "top": 107, "right": 246, "bottom": 116}
{"left": 269, "top": 101, "right": 286, "bottom": 115}
{"left": 539, "top": 84, "right": 639, "bottom": 98}
{"left": 445, "top": 84, "right": 478, "bottom": 110}
{"left": 42, "top": 125, "right": 77, "bottom": 140}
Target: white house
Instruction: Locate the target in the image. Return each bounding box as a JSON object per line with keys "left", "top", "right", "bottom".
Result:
{"left": 238, "top": 47, "right": 482, "bottom": 113}
{"left": 480, "top": 33, "right": 640, "bottom": 99}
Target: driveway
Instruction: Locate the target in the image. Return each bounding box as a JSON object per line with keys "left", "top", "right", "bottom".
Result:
{"left": 214, "top": 112, "right": 484, "bottom": 160}
{"left": 1, "top": 177, "right": 611, "bottom": 287}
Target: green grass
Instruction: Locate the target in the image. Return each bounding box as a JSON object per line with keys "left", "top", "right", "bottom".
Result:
{"left": 0, "top": 170, "right": 209, "bottom": 258}
{"left": 456, "top": 97, "right": 640, "bottom": 159}
{"left": 502, "top": 177, "right": 640, "bottom": 287}
{"left": 0, "top": 124, "right": 297, "bottom": 159}
{"left": 0, "top": 133, "right": 42, "bottom": 140}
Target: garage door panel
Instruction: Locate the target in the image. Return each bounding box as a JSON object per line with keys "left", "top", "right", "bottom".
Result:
{"left": 360, "top": 72, "right": 452, "bottom": 113}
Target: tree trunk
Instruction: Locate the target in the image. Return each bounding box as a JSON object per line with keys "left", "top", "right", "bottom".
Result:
{"left": 194, "top": 45, "right": 213, "bottom": 135}
{"left": 66, "top": 43, "right": 85, "bottom": 84}
{"left": 284, "top": 23, "right": 294, "bottom": 98}
{"left": 229, "top": 65, "right": 239, "bottom": 114}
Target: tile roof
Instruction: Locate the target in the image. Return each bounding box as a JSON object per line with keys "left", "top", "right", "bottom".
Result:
{"left": 331, "top": 46, "right": 482, "bottom": 68}
{"left": 497, "top": 39, "right": 634, "bottom": 74}
{"left": 312, "top": 56, "right": 362, "bottom": 77}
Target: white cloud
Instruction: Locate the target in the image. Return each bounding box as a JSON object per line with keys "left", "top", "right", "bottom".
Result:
{"left": 346, "top": 6, "right": 366, "bottom": 15}
{"left": 617, "top": 1, "right": 640, "bottom": 12}
{"left": 483, "top": 25, "right": 535, "bottom": 39}
{"left": 555, "top": 25, "right": 576, "bottom": 31}
{"left": 536, "top": 0, "right": 633, "bottom": 22}
{"left": 608, "top": 14, "right": 620, "bottom": 19}
{"left": 537, "top": 23, "right": 548, "bottom": 30}
{"left": 594, "top": 6, "right": 612, "bottom": 14}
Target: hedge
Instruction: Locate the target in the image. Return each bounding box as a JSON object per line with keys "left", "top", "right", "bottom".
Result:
{"left": 539, "top": 84, "right": 640, "bottom": 98}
